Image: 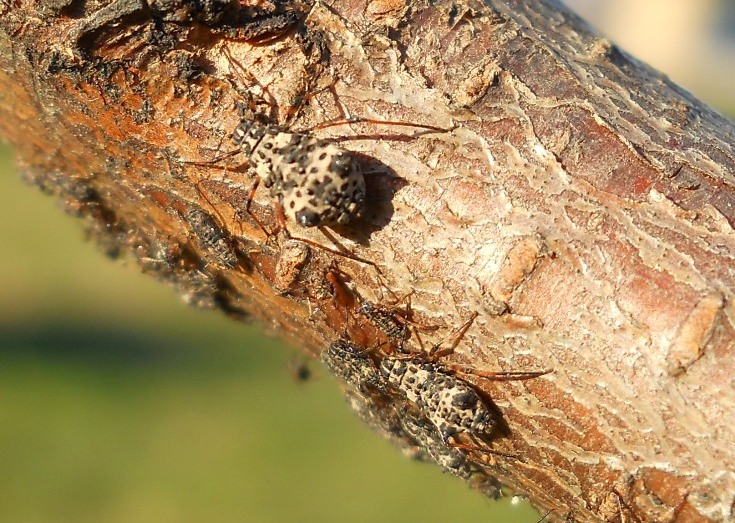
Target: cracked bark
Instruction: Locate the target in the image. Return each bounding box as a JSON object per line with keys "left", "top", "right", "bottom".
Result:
{"left": 1, "top": 0, "right": 734, "bottom": 521}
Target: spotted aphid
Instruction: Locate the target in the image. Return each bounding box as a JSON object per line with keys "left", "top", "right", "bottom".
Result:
{"left": 399, "top": 412, "right": 471, "bottom": 477}
{"left": 357, "top": 301, "right": 409, "bottom": 344}
{"left": 322, "top": 341, "right": 425, "bottom": 456}
{"left": 232, "top": 120, "right": 366, "bottom": 227}
{"left": 343, "top": 389, "right": 427, "bottom": 461}
{"left": 399, "top": 412, "right": 505, "bottom": 499}
{"left": 184, "top": 205, "right": 239, "bottom": 269}
{"left": 379, "top": 357, "right": 496, "bottom": 443}
{"left": 320, "top": 340, "right": 386, "bottom": 396}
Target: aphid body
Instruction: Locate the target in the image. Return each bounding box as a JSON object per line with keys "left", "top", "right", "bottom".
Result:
{"left": 232, "top": 120, "right": 366, "bottom": 227}
{"left": 399, "top": 413, "right": 471, "bottom": 477}
{"left": 184, "top": 205, "right": 238, "bottom": 268}
{"left": 321, "top": 340, "right": 386, "bottom": 396}
{"left": 358, "top": 301, "right": 409, "bottom": 343}
{"left": 343, "top": 389, "right": 426, "bottom": 461}
{"left": 379, "top": 357, "right": 496, "bottom": 443}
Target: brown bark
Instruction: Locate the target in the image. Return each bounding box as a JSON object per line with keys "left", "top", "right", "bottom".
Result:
{"left": 1, "top": 0, "right": 734, "bottom": 521}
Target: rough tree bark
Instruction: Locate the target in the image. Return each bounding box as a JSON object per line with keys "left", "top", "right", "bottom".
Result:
{"left": 1, "top": 0, "right": 734, "bottom": 521}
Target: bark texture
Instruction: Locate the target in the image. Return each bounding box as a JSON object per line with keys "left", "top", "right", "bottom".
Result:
{"left": 1, "top": 0, "right": 734, "bottom": 521}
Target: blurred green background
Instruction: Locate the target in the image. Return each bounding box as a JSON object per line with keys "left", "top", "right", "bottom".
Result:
{"left": 1, "top": 3, "right": 734, "bottom": 522}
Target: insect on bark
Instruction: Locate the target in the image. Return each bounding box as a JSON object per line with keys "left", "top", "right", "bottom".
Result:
{"left": 320, "top": 340, "right": 387, "bottom": 396}
{"left": 378, "top": 357, "right": 498, "bottom": 443}
{"left": 183, "top": 40, "right": 452, "bottom": 269}
{"left": 231, "top": 118, "right": 367, "bottom": 228}
{"left": 183, "top": 204, "right": 241, "bottom": 270}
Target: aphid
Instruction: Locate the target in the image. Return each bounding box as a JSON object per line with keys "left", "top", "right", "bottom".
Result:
{"left": 399, "top": 412, "right": 471, "bottom": 477}
{"left": 357, "top": 300, "right": 410, "bottom": 344}
{"left": 322, "top": 340, "right": 427, "bottom": 458}
{"left": 184, "top": 45, "right": 449, "bottom": 271}
{"left": 184, "top": 204, "right": 239, "bottom": 269}
{"left": 379, "top": 357, "right": 497, "bottom": 443}
{"left": 400, "top": 413, "right": 505, "bottom": 499}
{"left": 343, "top": 389, "right": 426, "bottom": 461}
{"left": 231, "top": 119, "right": 367, "bottom": 228}
{"left": 321, "top": 338, "right": 524, "bottom": 500}
{"left": 320, "top": 340, "right": 386, "bottom": 396}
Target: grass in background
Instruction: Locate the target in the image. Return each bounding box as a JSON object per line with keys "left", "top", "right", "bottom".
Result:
{"left": 0, "top": 144, "right": 541, "bottom": 522}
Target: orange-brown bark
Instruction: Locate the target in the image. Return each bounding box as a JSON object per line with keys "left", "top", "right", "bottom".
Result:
{"left": 1, "top": 0, "right": 734, "bottom": 521}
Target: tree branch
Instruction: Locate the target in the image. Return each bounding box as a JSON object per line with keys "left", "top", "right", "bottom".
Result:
{"left": 1, "top": 0, "right": 734, "bottom": 521}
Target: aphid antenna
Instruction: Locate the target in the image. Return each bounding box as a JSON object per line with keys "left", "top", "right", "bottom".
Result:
{"left": 298, "top": 78, "right": 454, "bottom": 137}
{"left": 455, "top": 367, "right": 553, "bottom": 382}
{"left": 306, "top": 116, "right": 452, "bottom": 135}
{"left": 178, "top": 136, "right": 273, "bottom": 239}
{"left": 325, "top": 260, "right": 356, "bottom": 309}
{"left": 450, "top": 439, "right": 524, "bottom": 463}
{"left": 223, "top": 41, "right": 327, "bottom": 129}
{"left": 173, "top": 126, "right": 239, "bottom": 169}
{"left": 180, "top": 148, "right": 242, "bottom": 167}
{"left": 222, "top": 51, "right": 453, "bottom": 140}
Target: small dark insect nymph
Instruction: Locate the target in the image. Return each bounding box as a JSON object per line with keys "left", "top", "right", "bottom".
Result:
{"left": 321, "top": 340, "right": 386, "bottom": 396}
{"left": 184, "top": 205, "right": 239, "bottom": 269}
{"left": 357, "top": 301, "right": 409, "bottom": 343}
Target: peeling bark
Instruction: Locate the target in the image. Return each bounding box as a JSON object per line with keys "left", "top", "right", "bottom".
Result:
{"left": 1, "top": 0, "right": 734, "bottom": 521}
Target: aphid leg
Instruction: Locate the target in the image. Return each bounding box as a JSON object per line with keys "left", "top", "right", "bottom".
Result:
{"left": 672, "top": 492, "right": 690, "bottom": 521}
{"left": 449, "top": 437, "right": 522, "bottom": 462}
{"left": 427, "top": 311, "right": 551, "bottom": 381}
{"left": 390, "top": 292, "right": 442, "bottom": 352}
{"left": 318, "top": 227, "right": 382, "bottom": 271}
{"left": 241, "top": 176, "right": 276, "bottom": 238}
{"left": 428, "top": 311, "right": 479, "bottom": 359}
{"left": 322, "top": 261, "right": 357, "bottom": 328}
{"left": 276, "top": 204, "right": 372, "bottom": 267}
{"left": 534, "top": 510, "right": 553, "bottom": 523}
{"left": 270, "top": 197, "right": 381, "bottom": 270}
{"left": 325, "top": 261, "right": 356, "bottom": 310}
